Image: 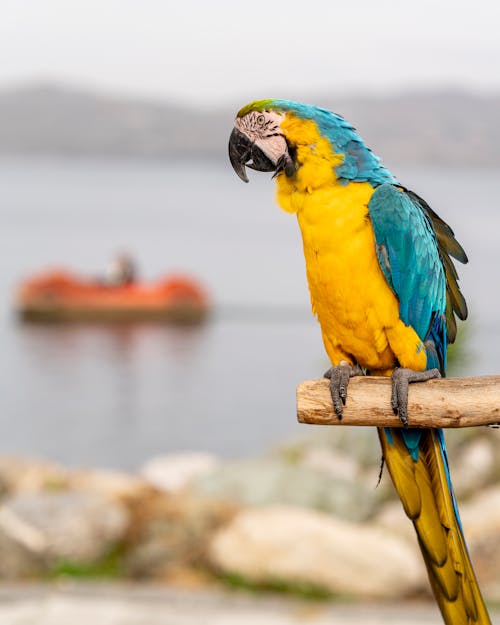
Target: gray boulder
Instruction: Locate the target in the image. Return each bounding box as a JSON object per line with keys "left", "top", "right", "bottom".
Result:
{"left": 0, "top": 491, "right": 129, "bottom": 570}
{"left": 0, "top": 506, "right": 48, "bottom": 578}
{"left": 192, "top": 458, "right": 377, "bottom": 522}
{"left": 140, "top": 453, "right": 219, "bottom": 493}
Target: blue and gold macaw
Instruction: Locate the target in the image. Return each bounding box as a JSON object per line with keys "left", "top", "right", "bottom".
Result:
{"left": 229, "top": 100, "right": 491, "bottom": 624}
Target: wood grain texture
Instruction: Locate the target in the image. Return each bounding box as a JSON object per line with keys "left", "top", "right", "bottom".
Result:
{"left": 297, "top": 375, "right": 500, "bottom": 428}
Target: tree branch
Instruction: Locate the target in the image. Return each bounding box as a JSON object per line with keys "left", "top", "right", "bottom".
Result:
{"left": 297, "top": 375, "right": 500, "bottom": 428}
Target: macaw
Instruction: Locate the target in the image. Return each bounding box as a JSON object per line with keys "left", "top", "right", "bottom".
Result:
{"left": 228, "top": 99, "right": 491, "bottom": 625}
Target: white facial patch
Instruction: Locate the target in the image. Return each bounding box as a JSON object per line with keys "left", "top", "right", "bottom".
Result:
{"left": 235, "top": 111, "right": 287, "bottom": 165}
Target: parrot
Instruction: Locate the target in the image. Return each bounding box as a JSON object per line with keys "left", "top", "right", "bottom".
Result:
{"left": 228, "top": 99, "right": 491, "bottom": 625}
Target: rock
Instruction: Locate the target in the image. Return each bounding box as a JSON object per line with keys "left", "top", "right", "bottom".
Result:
{"left": 461, "top": 486, "right": 500, "bottom": 538}
{"left": 0, "top": 491, "right": 129, "bottom": 566}
{"left": 192, "top": 458, "right": 378, "bottom": 522}
{"left": 71, "top": 469, "right": 154, "bottom": 504}
{"left": 141, "top": 453, "right": 219, "bottom": 493}
{"left": 276, "top": 429, "right": 395, "bottom": 503}
{"left": 124, "top": 493, "right": 237, "bottom": 579}
{"left": 0, "top": 506, "right": 49, "bottom": 578}
{"left": 450, "top": 438, "right": 497, "bottom": 497}
{"left": 0, "top": 456, "right": 69, "bottom": 495}
{"left": 209, "top": 505, "right": 426, "bottom": 598}
{"left": 281, "top": 428, "right": 382, "bottom": 471}
{"left": 374, "top": 501, "right": 418, "bottom": 545}
{"left": 299, "top": 447, "right": 360, "bottom": 482}
{"left": 459, "top": 486, "right": 500, "bottom": 600}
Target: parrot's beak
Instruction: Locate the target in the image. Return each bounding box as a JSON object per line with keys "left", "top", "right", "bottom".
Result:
{"left": 228, "top": 127, "right": 276, "bottom": 183}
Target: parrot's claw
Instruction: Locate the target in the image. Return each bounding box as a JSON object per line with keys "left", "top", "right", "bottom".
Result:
{"left": 391, "top": 367, "right": 441, "bottom": 427}
{"left": 324, "top": 363, "right": 363, "bottom": 420}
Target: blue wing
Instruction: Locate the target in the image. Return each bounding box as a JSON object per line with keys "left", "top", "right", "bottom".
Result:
{"left": 368, "top": 191, "right": 484, "bottom": 624}
{"left": 368, "top": 184, "right": 447, "bottom": 372}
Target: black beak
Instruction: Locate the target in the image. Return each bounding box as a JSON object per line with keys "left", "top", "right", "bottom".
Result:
{"left": 228, "top": 128, "right": 276, "bottom": 183}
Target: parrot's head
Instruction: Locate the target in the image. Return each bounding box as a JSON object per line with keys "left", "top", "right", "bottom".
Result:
{"left": 228, "top": 100, "right": 296, "bottom": 183}
{"left": 229, "top": 99, "right": 396, "bottom": 187}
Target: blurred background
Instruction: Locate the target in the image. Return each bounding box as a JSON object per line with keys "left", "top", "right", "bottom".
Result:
{"left": 0, "top": 1, "right": 499, "bottom": 623}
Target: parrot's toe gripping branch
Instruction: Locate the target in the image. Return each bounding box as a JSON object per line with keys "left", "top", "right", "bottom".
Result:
{"left": 391, "top": 367, "right": 441, "bottom": 427}
{"left": 324, "top": 363, "right": 363, "bottom": 420}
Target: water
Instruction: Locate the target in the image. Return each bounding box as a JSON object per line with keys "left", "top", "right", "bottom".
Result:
{"left": 0, "top": 158, "right": 499, "bottom": 469}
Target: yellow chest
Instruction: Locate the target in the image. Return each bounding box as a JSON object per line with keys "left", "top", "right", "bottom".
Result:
{"left": 277, "top": 177, "right": 402, "bottom": 370}
{"left": 273, "top": 114, "right": 427, "bottom": 373}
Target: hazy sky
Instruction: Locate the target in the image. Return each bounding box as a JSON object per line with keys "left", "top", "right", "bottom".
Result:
{"left": 1, "top": 0, "right": 500, "bottom": 105}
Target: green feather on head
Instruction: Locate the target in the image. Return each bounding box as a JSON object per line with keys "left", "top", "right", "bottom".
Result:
{"left": 237, "top": 99, "right": 276, "bottom": 118}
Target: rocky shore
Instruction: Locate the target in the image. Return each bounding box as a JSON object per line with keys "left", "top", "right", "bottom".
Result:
{"left": 0, "top": 426, "right": 498, "bottom": 602}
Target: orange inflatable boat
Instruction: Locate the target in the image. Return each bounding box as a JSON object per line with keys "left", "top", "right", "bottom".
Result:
{"left": 17, "top": 270, "right": 209, "bottom": 323}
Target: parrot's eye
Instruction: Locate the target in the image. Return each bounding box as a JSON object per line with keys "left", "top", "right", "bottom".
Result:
{"left": 256, "top": 114, "right": 266, "bottom": 127}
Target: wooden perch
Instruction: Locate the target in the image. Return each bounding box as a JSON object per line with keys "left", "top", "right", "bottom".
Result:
{"left": 297, "top": 375, "right": 500, "bottom": 428}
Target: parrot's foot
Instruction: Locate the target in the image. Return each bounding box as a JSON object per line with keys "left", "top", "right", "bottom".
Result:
{"left": 324, "top": 362, "right": 363, "bottom": 420}
{"left": 391, "top": 367, "right": 441, "bottom": 427}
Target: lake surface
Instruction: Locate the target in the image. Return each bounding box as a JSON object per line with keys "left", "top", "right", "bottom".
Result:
{"left": 0, "top": 158, "right": 499, "bottom": 469}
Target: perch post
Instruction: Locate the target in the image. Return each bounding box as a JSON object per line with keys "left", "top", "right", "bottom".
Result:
{"left": 297, "top": 375, "right": 500, "bottom": 428}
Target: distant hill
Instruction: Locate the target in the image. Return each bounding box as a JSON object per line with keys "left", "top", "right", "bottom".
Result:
{"left": 0, "top": 84, "right": 499, "bottom": 166}
{"left": 321, "top": 91, "right": 500, "bottom": 168}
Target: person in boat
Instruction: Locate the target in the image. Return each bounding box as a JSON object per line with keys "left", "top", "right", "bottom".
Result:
{"left": 105, "top": 253, "right": 137, "bottom": 287}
